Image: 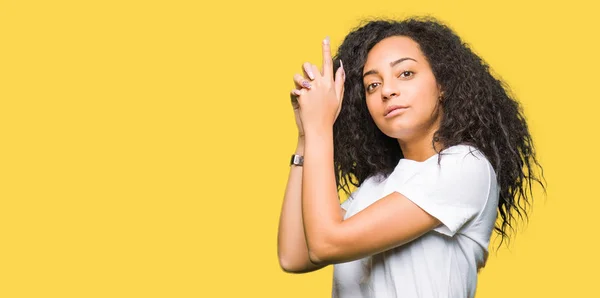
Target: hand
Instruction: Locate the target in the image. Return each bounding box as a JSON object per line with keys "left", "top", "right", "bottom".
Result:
{"left": 290, "top": 37, "right": 345, "bottom": 135}
{"left": 293, "top": 105, "right": 305, "bottom": 139}
{"left": 290, "top": 62, "right": 315, "bottom": 138}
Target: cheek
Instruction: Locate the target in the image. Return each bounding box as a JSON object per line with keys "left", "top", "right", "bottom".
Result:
{"left": 410, "top": 99, "right": 438, "bottom": 122}
{"left": 410, "top": 82, "right": 439, "bottom": 112}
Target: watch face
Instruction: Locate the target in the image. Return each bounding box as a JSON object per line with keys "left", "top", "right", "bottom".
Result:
{"left": 291, "top": 155, "right": 303, "bottom": 166}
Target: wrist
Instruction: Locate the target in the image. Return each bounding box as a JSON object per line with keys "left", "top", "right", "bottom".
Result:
{"left": 304, "top": 127, "right": 333, "bottom": 141}
{"left": 295, "top": 143, "right": 305, "bottom": 155}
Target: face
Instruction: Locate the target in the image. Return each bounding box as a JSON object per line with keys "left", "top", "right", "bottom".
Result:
{"left": 362, "top": 36, "right": 443, "bottom": 142}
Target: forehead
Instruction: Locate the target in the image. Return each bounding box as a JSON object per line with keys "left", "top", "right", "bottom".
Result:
{"left": 364, "top": 36, "right": 424, "bottom": 69}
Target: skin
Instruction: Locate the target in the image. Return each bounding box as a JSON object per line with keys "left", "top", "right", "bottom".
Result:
{"left": 363, "top": 36, "right": 445, "bottom": 160}
{"left": 283, "top": 36, "right": 444, "bottom": 267}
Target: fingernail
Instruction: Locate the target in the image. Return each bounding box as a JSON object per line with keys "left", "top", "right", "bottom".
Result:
{"left": 340, "top": 60, "right": 345, "bottom": 79}
{"left": 323, "top": 36, "right": 330, "bottom": 45}
{"left": 292, "top": 89, "right": 302, "bottom": 96}
{"left": 301, "top": 81, "right": 311, "bottom": 89}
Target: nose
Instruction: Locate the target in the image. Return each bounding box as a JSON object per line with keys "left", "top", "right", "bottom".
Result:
{"left": 381, "top": 83, "right": 400, "bottom": 101}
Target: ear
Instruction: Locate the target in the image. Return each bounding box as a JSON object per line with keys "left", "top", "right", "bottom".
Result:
{"left": 437, "top": 84, "right": 445, "bottom": 101}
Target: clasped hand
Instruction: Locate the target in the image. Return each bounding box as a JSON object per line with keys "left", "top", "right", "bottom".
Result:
{"left": 290, "top": 37, "right": 346, "bottom": 135}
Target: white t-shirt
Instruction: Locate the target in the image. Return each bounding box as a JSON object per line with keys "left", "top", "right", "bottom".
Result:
{"left": 332, "top": 144, "right": 499, "bottom": 298}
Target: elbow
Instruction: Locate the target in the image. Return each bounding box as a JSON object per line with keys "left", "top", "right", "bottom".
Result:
{"left": 278, "top": 256, "right": 303, "bottom": 273}
{"left": 306, "top": 228, "right": 339, "bottom": 266}
{"left": 307, "top": 241, "right": 335, "bottom": 266}
{"left": 308, "top": 249, "right": 326, "bottom": 266}
{"left": 278, "top": 254, "right": 312, "bottom": 274}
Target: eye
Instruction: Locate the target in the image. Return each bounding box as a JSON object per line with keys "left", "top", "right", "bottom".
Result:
{"left": 399, "top": 71, "right": 414, "bottom": 78}
{"left": 366, "top": 82, "right": 380, "bottom": 93}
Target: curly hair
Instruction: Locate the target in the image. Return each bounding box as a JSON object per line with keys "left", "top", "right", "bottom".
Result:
{"left": 331, "top": 16, "right": 546, "bottom": 247}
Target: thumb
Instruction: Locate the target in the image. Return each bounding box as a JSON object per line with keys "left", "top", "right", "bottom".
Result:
{"left": 334, "top": 60, "right": 346, "bottom": 121}
{"left": 334, "top": 60, "right": 346, "bottom": 101}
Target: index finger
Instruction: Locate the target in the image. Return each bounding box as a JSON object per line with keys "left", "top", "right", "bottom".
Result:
{"left": 322, "top": 36, "right": 333, "bottom": 78}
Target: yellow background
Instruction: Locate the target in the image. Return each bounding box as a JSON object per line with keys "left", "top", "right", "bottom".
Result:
{"left": 1, "top": 0, "right": 597, "bottom": 297}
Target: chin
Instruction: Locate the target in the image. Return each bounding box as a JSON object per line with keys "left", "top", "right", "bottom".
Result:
{"left": 376, "top": 118, "right": 411, "bottom": 138}
{"left": 378, "top": 126, "right": 411, "bottom": 140}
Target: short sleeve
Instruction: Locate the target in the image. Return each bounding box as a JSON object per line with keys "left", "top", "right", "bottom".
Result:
{"left": 391, "top": 148, "right": 494, "bottom": 237}
{"left": 340, "top": 197, "right": 353, "bottom": 211}
{"left": 339, "top": 181, "right": 367, "bottom": 212}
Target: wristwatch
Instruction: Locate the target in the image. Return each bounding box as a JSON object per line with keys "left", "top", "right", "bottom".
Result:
{"left": 290, "top": 154, "right": 304, "bottom": 166}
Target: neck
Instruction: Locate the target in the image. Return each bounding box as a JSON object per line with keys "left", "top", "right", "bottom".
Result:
{"left": 398, "top": 137, "right": 442, "bottom": 162}
{"left": 397, "top": 106, "right": 445, "bottom": 162}
{"left": 397, "top": 122, "right": 443, "bottom": 162}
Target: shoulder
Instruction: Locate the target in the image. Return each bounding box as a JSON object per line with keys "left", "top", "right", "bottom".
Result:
{"left": 437, "top": 144, "right": 493, "bottom": 172}
{"left": 440, "top": 144, "right": 486, "bottom": 160}
{"left": 418, "top": 144, "right": 496, "bottom": 190}
{"left": 390, "top": 144, "right": 497, "bottom": 237}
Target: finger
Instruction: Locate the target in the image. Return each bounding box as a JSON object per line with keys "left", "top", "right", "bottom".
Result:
{"left": 310, "top": 64, "right": 320, "bottom": 81}
{"left": 290, "top": 88, "right": 306, "bottom": 109}
{"left": 290, "top": 89, "right": 302, "bottom": 97}
{"left": 293, "top": 74, "right": 312, "bottom": 89}
{"left": 335, "top": 86, "right": 345, "bottom": 120}
{"left": 322, "top": 36, "right": 333, "bottom": 78}
{"left": 290, "top": 90, "right": 300, "bottom": 109}
{"left": 334, "top": 60, "right": 345, "bottom": 101}
{"left": 303, "top": 62, "right": 315, "bottom": 80}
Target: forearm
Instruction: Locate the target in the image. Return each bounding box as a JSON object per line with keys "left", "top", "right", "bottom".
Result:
{"left": 302, "top": 128, "right": 343, "bottom": 264}
{"left": 277, "top": 139, "right": 325, "bottom": 273}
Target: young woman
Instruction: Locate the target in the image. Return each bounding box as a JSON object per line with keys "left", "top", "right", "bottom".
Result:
{"left": 277, "top": 17, "right": 545, "bottom": 297}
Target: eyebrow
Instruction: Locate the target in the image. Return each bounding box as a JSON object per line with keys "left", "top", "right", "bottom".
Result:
{"left": 363, "top": 57, "right": 418, "bottom": 78}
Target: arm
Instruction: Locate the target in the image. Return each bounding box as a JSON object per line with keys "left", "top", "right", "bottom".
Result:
{"left": 302, "top": 131, "right": 440, "bottom": 265}
{"left": 277, "top": 137, "right": 346, "bottom": 273}
{"left": 298, "top": 38, "right": 441, "bottom": 266}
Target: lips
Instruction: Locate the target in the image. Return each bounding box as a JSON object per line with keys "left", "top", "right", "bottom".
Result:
{"left": 384, "top": 105, "right": 408, "bottom": 116}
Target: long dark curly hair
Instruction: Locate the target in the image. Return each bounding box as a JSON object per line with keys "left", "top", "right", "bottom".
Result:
{"left": 331, "top": 16, "right": 546, "bottom": 246}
